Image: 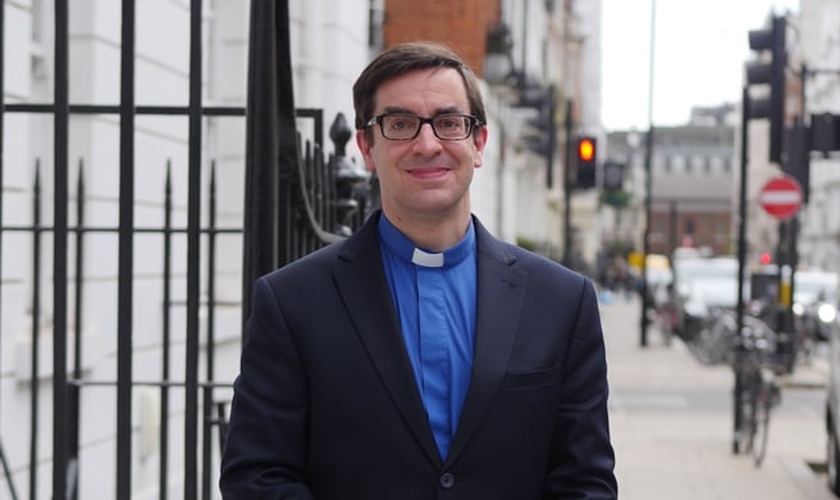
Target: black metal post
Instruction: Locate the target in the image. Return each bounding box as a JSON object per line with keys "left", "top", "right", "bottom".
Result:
{"left": 734, "top": 85, "right": 750, "bottom": 453}
{"left": 53, "top": 1, "right": 71, "bottom": 498}
{"left": 160, "top": 165, "right": 173, "bottom": 500}
{"left": 640, "top": 126, "right": 653, "bottom": 348}
{"left": 773, "top": 185, "right": 802, "bottom": 374}
{"left": 202, "top": 165, "right": 219, "bottom": 500}
{"left": 242, "top": 0, "right": 297, "bottom": 338}
{"left": 563, "top": 100, "right": 573, "bottom": 266}
{"left": 561, "top": 100, "right": 574, "bottom": 265}
{"left": 185, "top": 1, "right": 203, "bottom": 498}
{"left": 546, "top": 84, "right": 556, "bottom": 189}
{"left": 69, "top": 164, "right": 85, "bottom": 500}
{"left": 32, "top": 166, "right": 43, "bottom": 500}
{"left": 116, "top": 0, "right": 136, "bottom": 493}
{"left": 640, "top": 0, "right": 656, "bottom": 348}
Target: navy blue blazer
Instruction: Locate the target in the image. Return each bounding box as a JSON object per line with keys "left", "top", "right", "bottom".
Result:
{"left": 220, "top": 211, "right": 617, "bottom": 499}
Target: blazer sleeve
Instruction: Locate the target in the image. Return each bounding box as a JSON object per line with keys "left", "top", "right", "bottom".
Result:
{"left": 545, "top": 277, "right": 618, "bottom": 498}
{"left": 219, "top": 276, "right": 315, "bottom": 499}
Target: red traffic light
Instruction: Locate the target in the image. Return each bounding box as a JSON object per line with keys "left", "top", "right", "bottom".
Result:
{"left": 574, "top": 136, "right": 597, "bottom": 189}
{"left": 578, "top": 137, "right": 595, "bottom": 162}
{"left": 760, "top": 252, "right": 772, "bottom": 265}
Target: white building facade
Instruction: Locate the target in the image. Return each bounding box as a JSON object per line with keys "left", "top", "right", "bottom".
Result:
{"left": 796, "top": 0, "right": 840, "bottom": 274}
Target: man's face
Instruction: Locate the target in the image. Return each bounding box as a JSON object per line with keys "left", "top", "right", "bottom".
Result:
{"left": 356, "top": 67, "right": 487, "bottom": 223}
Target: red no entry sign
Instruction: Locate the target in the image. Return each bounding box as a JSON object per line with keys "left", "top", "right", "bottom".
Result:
{"left": 758, "top": 175, "right": 803, "bottom": 220}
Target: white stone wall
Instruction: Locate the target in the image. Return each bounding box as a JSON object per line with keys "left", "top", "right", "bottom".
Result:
{"left": 798, "top": 0, "right": 840, "bottom": 275}
{"left": 2, "top": 1, "right": 250, "bottom": 498}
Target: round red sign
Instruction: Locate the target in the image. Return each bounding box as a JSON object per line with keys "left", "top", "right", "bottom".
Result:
{"left": 758, "top": 175, "right": 803, "bottom": 220}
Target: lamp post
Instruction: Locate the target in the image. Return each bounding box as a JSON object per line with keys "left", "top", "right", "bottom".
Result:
{"left": 640, "top": 0, "right": 656, "bottom": 348}
{"left": 563, "top": 99, "right": 574, "bottom": 266}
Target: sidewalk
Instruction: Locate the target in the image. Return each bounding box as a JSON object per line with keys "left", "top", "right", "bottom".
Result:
{"left": 601, "top": 295, "right": 835, "bottom": 500}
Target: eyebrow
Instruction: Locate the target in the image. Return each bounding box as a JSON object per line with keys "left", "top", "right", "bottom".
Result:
{"left": 379, "top": 105, "right": 465, "bottom": 116}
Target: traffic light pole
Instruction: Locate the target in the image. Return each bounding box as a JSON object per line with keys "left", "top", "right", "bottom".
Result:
{"left": 733, "top": 85, "right": 750, "bottom": 453}
{"left": 562, "top": 99, "right": 573, "bottom": 266}
{"left": 546, "top": 84, "right": 556, "bottom": 189}
{"left": 733, "top": 14, "right": 788, "bottom": 448}
{"left": 639, "top": 0, "right": 656, "bottom": 348}
{"left": 640, "top": 125, "right": 653, "bottom": 348}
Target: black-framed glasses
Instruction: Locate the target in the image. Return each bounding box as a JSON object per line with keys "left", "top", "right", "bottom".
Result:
{"left": 365, "top": 113, "right": 480, "bottom": 141}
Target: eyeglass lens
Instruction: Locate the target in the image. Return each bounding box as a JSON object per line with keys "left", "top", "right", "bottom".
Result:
{"left": 381, "top": 114, "right": 472, "bottom": 140}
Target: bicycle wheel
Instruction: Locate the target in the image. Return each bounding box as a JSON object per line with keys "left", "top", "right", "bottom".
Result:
{"left": 751, "top": 380, "right": 772, "bottom": 466}
{"left": 733, "top": 374, "right": 757, "bottom": 454}
{"left": 744, "top": 385, "right": 758, "bottom": 455}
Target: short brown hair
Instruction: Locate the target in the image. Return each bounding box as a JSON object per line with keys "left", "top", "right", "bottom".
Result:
{"left": 352, "top": 41, "right": 487, "bottom": 134}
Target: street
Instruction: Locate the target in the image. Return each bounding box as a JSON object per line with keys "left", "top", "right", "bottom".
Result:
{"left": 602, "top": 294, "right": 836, "bottom": 500}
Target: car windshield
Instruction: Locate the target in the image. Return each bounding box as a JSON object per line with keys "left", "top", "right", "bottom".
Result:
{"left": 676, "top": 257, "right": 737, "bottom": 276}
{"left": 794, "top": 271, "right": 838, "bottom": 304}
{"left": 687, "top": 277, "right": 739, "bottom": 308}
{"left": 674, "top": 257, "right": 739, "bottom": 294}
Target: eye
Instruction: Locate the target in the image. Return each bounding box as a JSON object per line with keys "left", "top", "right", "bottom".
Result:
{"left": 385, "top": 115, "right": 417, "bottom": 132}
{"left": 435, "top": 115, "right": 463, "bottom": 131}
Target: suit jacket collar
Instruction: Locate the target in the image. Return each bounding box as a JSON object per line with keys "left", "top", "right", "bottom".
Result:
{"left": 332, "top": 211, "right": 526, "bottom": 467}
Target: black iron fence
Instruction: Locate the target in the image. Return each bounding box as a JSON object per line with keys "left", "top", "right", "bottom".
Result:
{"left": 0, "top": 2, "right": 373, "bottom": 499}
{"left": 1, "top": 112, "right": 370, "bottom": 500}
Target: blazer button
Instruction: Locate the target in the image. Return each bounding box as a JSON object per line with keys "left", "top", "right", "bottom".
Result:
{"left": 440, "top": 472, "right": 455, "bottom": 489}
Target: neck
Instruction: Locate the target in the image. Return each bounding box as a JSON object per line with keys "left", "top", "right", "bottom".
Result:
{"left": 382, "top": 209, "right": 471, "bottom": 252}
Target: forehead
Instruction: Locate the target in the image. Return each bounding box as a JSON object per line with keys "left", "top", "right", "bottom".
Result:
{"left": 373, "top": 67, "right": 469, "bottom": 113}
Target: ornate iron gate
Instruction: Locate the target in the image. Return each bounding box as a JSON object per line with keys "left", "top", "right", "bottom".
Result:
{"left": 0, "top": 1, "right": 372, "bottom": 499}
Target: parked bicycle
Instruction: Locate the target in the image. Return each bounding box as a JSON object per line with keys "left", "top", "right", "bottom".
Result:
{"left": 730, "top": 311, "right": 782, "bottom": 467}
{"left": 684, "top": 305, "right": 754, "bottom": 366}
{"left": 685, "top": 306, "right": 736, "bottom": 365}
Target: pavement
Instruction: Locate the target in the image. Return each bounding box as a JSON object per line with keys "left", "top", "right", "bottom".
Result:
{"left": 601, "top": 294, "right": 836, "bottom": 500}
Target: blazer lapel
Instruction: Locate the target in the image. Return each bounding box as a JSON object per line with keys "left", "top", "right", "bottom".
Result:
{"left": 331, "top": 213, "right": 442, "bottom": 465}
{"left": 446, "top": 220, "right": 526, "bottom": 464}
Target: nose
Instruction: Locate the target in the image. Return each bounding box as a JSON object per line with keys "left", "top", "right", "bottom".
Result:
{"left": 412, "top": 122, "right": 443, "bottom": 153}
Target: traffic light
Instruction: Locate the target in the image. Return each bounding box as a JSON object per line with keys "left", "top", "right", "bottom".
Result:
{"left": 602, "top": 161, "right": 624, "bottom": 191}
{"left": 760, "top": 252, "right": 772, "bottom": 265}
{"left": 746, "top": 15, "right": 786, "bottom": 163}
{"left": 600, "top": 161, "right": 628, "bottom": 206}
{"left": 516, "top": 84, "right": 556, "bottom": 188}
{"left": 574, "top": 135, "right": 597, "bottom": 189}
{"left": 783, "top": 117, "right": 810, "bottom": 204}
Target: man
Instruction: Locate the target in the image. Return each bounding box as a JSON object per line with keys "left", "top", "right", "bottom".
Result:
{"left": 220, "top": 41, "right": 617, "bottom": 499}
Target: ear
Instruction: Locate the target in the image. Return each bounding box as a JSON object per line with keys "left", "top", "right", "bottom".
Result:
{"left": 356, "top": 130, "right": 376, "bottom": 172}
{"left": 473, "top": 126, "right": 488, "bottom": 169}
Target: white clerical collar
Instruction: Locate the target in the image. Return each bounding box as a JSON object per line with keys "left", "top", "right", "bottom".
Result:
{"left": 412, "top": 247, "right": 444, "bottom": 268}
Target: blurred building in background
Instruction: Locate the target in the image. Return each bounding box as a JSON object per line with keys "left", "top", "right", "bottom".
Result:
{"left": 605, "top": 105, "right": 737, "bottom": 259}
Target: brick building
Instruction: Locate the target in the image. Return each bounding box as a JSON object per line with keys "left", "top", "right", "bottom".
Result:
{"left": 382, "top": 0, "right": 501, "bottom": 76}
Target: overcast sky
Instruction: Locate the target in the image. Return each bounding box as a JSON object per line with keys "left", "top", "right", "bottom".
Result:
{"left": 601, "top": 0, "right": 800, "bottom": 131}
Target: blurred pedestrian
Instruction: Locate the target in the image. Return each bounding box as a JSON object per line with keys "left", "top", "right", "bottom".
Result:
{"left": 220, "top": 41, "right": 617, "bottom": 499}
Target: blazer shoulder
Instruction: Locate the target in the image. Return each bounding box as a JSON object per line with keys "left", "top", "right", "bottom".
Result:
{"left": 261, "top": 241, "right": 342, "bottom": 283}
{"left": 259, "top": 214, "right": 381, "bottom": 286}
{"left": 498, "top": 240, "right": 587, "bottom": 282}
{"left": 472, "top": 215, "right": 590, "bottom": 285}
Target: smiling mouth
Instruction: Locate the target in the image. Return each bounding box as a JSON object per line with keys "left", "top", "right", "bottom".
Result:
{"left": 409, "top": 167, "right": 449, "bottom": 178}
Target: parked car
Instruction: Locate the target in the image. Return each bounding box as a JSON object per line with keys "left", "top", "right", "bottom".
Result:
{"left": 793, "top": 269, "right": 838, "bottom": 342}
{"left": 824, "top": 312, "right": 840, "bottom": 496}
{"left": 669, "top": 256, "right": 742, "bottom": 342}
{"left": 680, "top": 275, "right": 743, "bottom": 364}
{"left": 819, "top": 269, "right": 840, "bottom": 496}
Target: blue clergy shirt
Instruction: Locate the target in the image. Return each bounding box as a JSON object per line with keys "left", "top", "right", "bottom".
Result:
{"left": 378, "top": 214, "right": 477, "bottom": 459}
